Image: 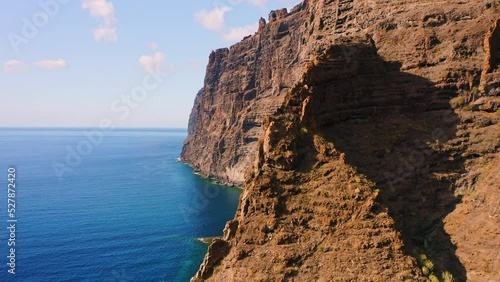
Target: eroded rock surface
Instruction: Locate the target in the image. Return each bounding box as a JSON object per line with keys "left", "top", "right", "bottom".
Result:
{"left": 182, "top": 0, "right": 499, "bottom": 281}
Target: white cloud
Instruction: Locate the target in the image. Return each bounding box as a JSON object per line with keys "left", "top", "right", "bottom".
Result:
{"left": 245, "top": 0, "right": 267, "bottom": 8}
{"left": 223, "top": 23, "right": 258, "bottom": 42}
{"left": 194, "top": 7, "right": 232, "bottom": 31}
{"left": 35, "top": 59, "right": 68, "bottom": 70}
{"left": 3, "top": 60, "right": 26, "bottom": 73}
{"left": 147, "top": 41, "right": 160, "bottom": 51}
{"left": 82, "top": 0, "right": 115, "bottom": 24}
{"left": 139, "top": 52, "right": 166, "bottom": 73}
{"left": 93, "top": 26, "right": 118, "bottom": 42}
{"left": 82, "top": 0, "right": 118, "bottom": 42}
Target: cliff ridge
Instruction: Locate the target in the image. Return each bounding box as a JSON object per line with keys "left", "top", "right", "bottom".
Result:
{"left": 182, "top": 0, "right": 500, "bottom": 281}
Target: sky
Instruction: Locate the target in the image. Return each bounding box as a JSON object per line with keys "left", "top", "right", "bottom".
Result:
{"left": 0, "top": 0, "right": 299, "bottom": 128}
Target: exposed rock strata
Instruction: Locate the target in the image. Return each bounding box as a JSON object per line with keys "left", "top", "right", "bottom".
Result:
{"left": 182, "top": 0, "right": 500, "bottom": 281}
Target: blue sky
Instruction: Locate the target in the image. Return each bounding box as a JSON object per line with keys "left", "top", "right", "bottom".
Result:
{"left": 0, "top": 0, "right": 298, "bottom": 128}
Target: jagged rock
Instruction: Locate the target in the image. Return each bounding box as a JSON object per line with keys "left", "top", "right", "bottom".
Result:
{"left": 480, "top": 18, "right": 500, "bottom": 94}
{"left": 258, "top": 17, "right": 266, "bottom": 30}
{"left": 182, "top": 0, "right": 500, "bottom": 281}
{"left": 223, "top": 220, "right": 239, "bottom": 240}
{"left": 473, "top": 96, "right": 500, "bottom": 112}
{"left": 191, "top": 239, "right": 230, "bottom": 282}
{"left": 269, "top": 8, "right": 288, "bottom": 22}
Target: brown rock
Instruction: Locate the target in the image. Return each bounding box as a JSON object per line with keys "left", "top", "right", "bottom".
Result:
{"left": 269, "top": 8, "right": 288, "bottom": 23}
{"left": 480, "top": 17, "right": 500, "bottom": 95}
{"left": 182, "top": 0, "right": 500, "bottom": 281}
{"left": 191, "top": 238, "right": 230, "bottom": 281}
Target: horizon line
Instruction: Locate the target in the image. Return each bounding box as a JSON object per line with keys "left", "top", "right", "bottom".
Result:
{"left": 0, "top": 126, "right": 188, "bottom": 130}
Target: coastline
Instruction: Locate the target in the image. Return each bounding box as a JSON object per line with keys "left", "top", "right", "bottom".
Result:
{"left": 177, "top": 157, "right": 243, "bottom": 189}
{"left": 196, "top": 237, "right": 221, "bottom": 245}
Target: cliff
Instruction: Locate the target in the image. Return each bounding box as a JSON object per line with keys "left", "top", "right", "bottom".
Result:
{"left": 182, "top": 0, "right": 500, "bottom": 281}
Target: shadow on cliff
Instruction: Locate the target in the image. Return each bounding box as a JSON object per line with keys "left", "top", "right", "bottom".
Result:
{"left": 299, "top": 43, "right": 467, "bottom": 280}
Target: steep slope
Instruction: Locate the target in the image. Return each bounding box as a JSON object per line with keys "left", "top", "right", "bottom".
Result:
{"left": 181, "top": 5, "right": 312, "bottom": 186}
{"left": 183, "top": 0, "right": 500, "bottom": 281}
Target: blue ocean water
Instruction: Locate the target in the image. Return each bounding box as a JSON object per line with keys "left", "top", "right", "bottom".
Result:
{"left": 0, "top": 128, "right": 241, "bottom": 282}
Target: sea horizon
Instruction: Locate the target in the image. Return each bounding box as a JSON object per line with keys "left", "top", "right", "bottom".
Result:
{"left": 0, "top": 127, "right": 188, "bottom": 131}
{"left": 0, "top": 128, "right": 240, "bottom": 281}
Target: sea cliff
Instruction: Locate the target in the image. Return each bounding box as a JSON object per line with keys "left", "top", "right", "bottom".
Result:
{"left": 182, "top": 0, "right": 500, "bottom": 281}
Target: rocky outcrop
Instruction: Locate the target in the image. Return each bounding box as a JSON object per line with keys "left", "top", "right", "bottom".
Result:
{"left": 181, "top": 5, "right": 312, "bottom": 186}
{"left": 480, "top": 18, "right": 500, "bottom": 95}
{"left": 182, "top": 0, "right": 499, "bottom": 281}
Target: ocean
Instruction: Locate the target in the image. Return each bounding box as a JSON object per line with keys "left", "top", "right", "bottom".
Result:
{"left": 0, "top": 128, "right": 241, "bottom": 282}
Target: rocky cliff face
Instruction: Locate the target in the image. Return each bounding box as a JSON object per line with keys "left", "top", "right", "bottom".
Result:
{"left": 181, "top": 3, "right": 311, "bottom": 186}
{"left": 182, "top": 0, "right": 500, "bottom": 281}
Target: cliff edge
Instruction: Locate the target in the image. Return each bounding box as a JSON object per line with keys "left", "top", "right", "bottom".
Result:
{"left": 182, "top": 0, "right": 500, "bottom": 281}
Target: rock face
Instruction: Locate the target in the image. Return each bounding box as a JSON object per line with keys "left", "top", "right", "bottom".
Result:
{"left": 181, "top": 3, "right": 311, "bottom": 186}
{"left": 182, "top": 0, "right": 500, "bottom": 281}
